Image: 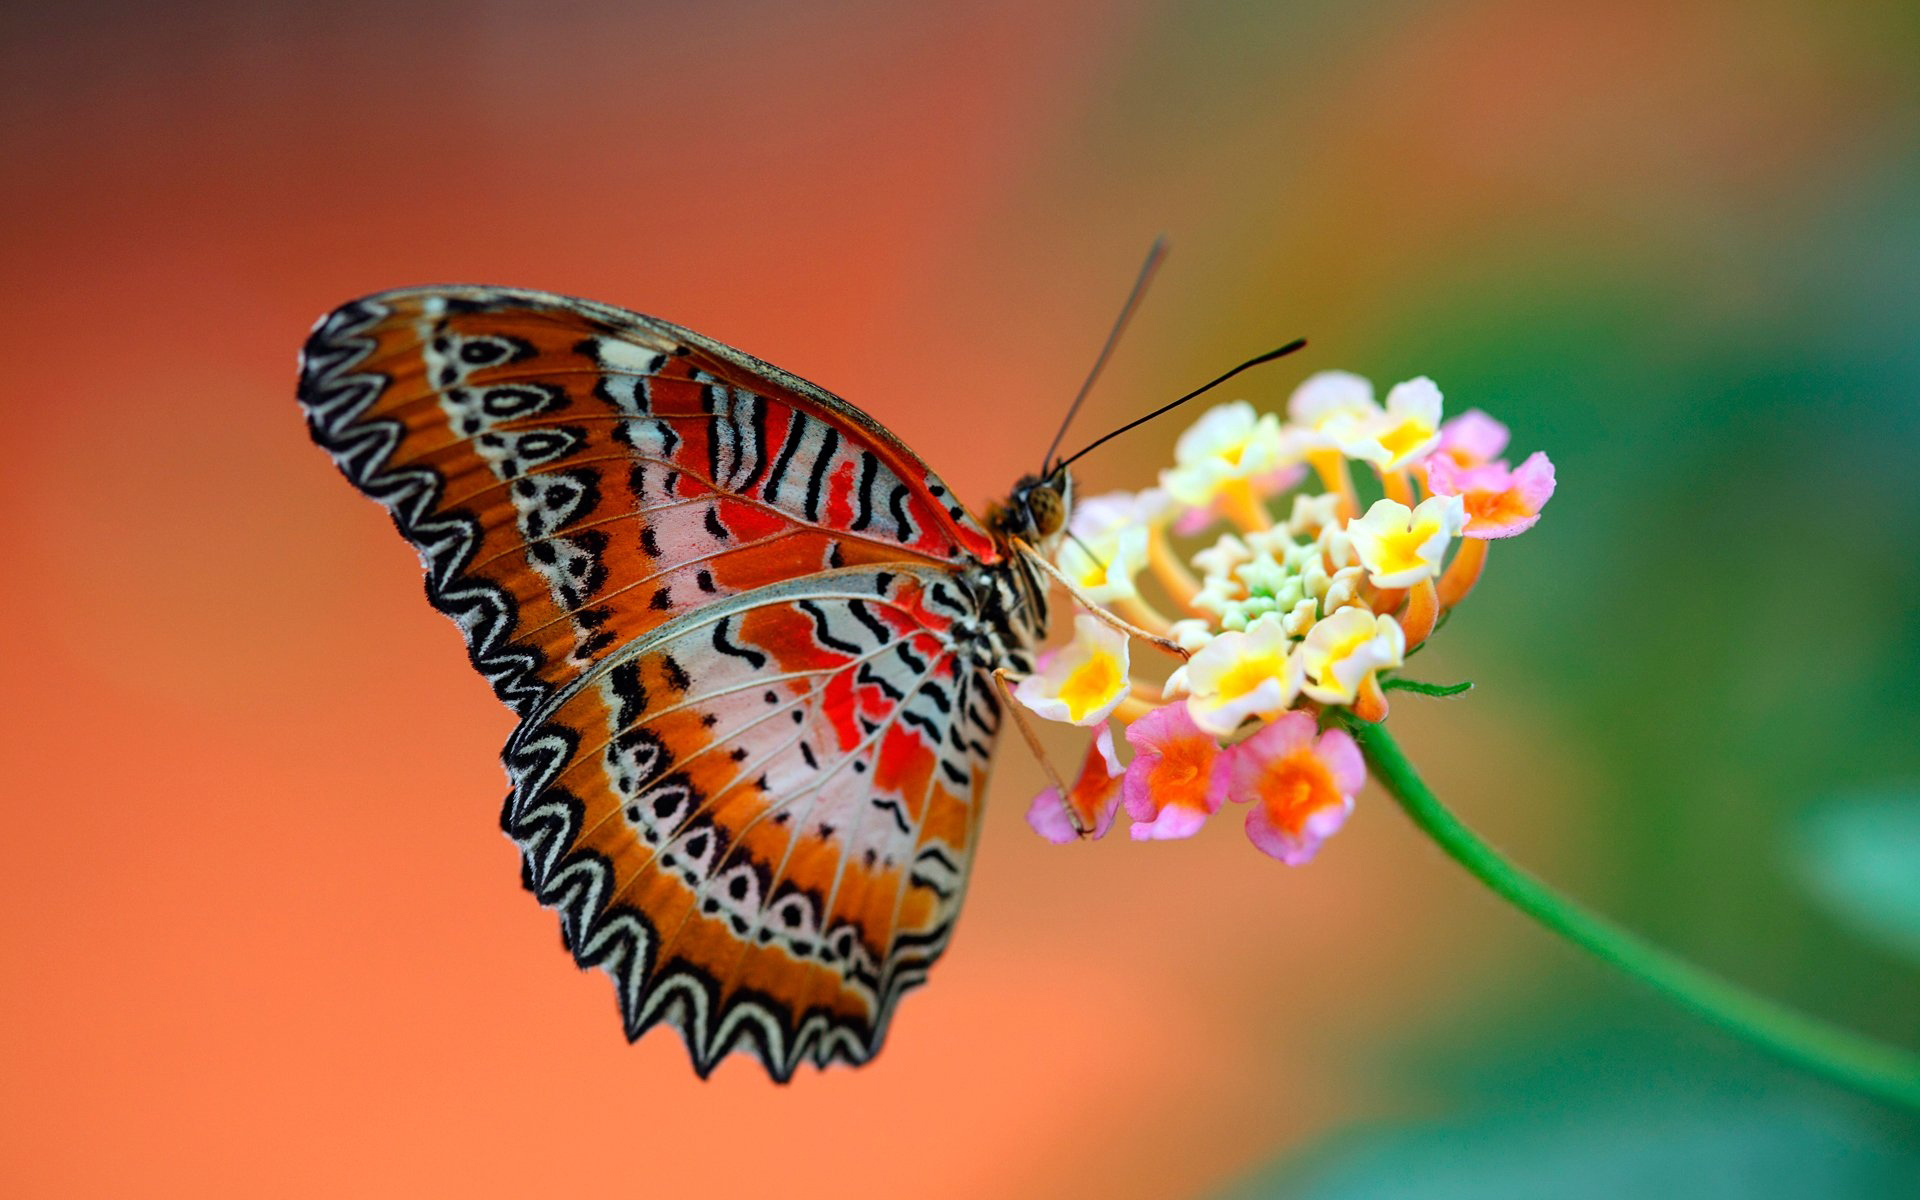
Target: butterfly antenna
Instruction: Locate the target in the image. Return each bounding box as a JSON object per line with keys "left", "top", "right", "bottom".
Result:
{"left": 1040, "top": 235, "right": 1169, "bottom": 477}
{"left": 1053, "top": 338, "right": 1308, "bottom": 473}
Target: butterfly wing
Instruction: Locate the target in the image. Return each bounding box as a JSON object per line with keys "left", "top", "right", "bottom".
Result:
{"left": 504, "top": 566, "right": 1002, "bottom": 1077}
{"left": 297, "top": 286, "right": 999, "bottom": 717}
{"left": 298, "top": 287, "right": 1016, "bottom": 1076}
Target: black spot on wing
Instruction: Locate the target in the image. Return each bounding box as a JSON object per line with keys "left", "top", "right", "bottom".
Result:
{"left": 608, "top": 660, "right": 648, "bottom": 729}
{"left": 661, "top": 653, "right": 691, "bottom": 692}
{"left": 577, "top": 629, "right": 616, "bottom": 658}
{"left": 577, "top": 605, "right": 611, "bottom": 630}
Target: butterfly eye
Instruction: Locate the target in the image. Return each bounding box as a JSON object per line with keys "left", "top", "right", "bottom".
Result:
{"left": 1025, "top": 483, "right": 1066, "bottom": 538}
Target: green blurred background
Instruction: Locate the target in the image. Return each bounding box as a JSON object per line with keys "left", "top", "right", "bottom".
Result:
{"left": 2, "top": 0, "right": 1915, "bottom": 1195}
{"left": 1168, "top": 3, "right": 1920, "bottom": 1192}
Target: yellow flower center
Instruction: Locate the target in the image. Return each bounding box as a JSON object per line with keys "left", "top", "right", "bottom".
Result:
{"left": 1059, "top": 653, "right": 1121, "bottom": 722}
{"left": 1217, "top": 650, "right": 1289, "bottom": 702}
{"left": 1314, "top": 627, "right": 1373, "bottom": 689}
{"left": 1373, "top": 519, "right": 1438, "bottom": 575}
{"left": 1378, "top": 419, "right": 1432, "bottom": 463}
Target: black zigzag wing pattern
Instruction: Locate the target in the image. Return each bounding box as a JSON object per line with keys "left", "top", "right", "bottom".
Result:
{"left": 298, "top": 298, "right": 551, "bottom": 716}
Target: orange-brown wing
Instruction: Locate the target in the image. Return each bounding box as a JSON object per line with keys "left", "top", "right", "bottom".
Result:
{"left": 298, "top": 287, "right": 1013, "bottom": 1078}
{"left": 504, "top": 566, "right": 1003, "bottom": 1078}
{"left": 296, "top": 285, "right": 999, "bottom": 718}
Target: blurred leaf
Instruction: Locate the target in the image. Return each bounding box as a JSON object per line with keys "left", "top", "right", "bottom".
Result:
{"left": 1795, "top": 789, "right": 1920, "bottom": 963}
{"left": 1219, "top": 1097, "right": 1920, "bottom": 1200}
{"left": 1380, "top": 677, "right": 1472, "bottom": 697}
{"left": 1217, "top": 1019, "right": 1920, "bottom": 1200}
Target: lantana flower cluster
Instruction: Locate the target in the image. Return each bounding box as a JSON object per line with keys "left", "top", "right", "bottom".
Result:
{"left": 1015, "top": 372, "right": 1555, "bottom": 863}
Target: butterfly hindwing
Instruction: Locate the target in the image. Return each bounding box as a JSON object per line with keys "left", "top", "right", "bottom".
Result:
{"left": 501, "top": 567, "right": 1000, "bottom": 1077}
{"left": 298, "top": 287, "right": 1018, "bottom": 1076}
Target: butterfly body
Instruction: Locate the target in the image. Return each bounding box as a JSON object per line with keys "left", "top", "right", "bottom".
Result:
{"left": 298, "top": 286, "right": 1065, "bottom": 1079}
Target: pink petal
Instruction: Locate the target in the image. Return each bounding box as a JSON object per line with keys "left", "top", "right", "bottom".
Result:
{"left": 1224, "top": 711, "right": 1318, "bottom": 802}
{"left": 1120, "top": 755, "right": 1159, "bottom": 822}
{"left": 1025, "top": 788, "right": 1078, "bottom": 844}
{"left": 1124, "top": 701, "right": 1204, "bottom": 757}
{"left": 1026, "top": 729, "right": 1127, "bottom": 842}
{"left": 1120, "top": 703, "right": 1226, "bottom": 828}
{"left": 1511, "top": 451, "right": 1557, "bottom": 509}
{"left": 1423, "top": 453, "right": 1461, "bottom": 495}
{"left": 1243, "top": 806, "right": 1302, "bottom": 861}
{"left": 1428, "top": 452, "right": 1552, "bottom": 539}
{"left": 1200, "top": 752, "right": 1232, "bottom": 814}
{"left": 1434, "top": 409, "right": 1509, "bottom": 465}
{"left": 1477, "top": 519, "right": 1534, "bottom": 540}
{"left": 1130, "top": 803, "right": 1210, "bottom": 841}
{"left": 1425, "top": 455, "right": 1509, "bottom": 498}
{"left": 1244, "top": 795, "right": 1353, "bottom": 864}
{"left": 1083, "top": 792, "right": 1122, "bottom": 839}
{"left": 1313, "top": 728, "right": 1367, "bottom": 795}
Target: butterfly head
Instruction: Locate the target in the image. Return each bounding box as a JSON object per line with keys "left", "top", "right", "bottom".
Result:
{"left": 988, "top": 468, "right": 1074, "bottom": 554}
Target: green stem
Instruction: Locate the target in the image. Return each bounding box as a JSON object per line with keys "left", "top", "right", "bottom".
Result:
{"left": 1344, "top": 716, "right": 1920, "bottom": 1111}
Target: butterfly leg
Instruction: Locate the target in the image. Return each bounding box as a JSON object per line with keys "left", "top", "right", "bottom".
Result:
{"left": 1013, "top": 539, "right": 1192, "bottom": 661}
{"left": 991, "top": 667, "right": 1085, "bottom": 837}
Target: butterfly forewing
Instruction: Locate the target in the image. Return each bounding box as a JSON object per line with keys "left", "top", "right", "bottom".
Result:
{"left": 299, "top": 287, "right": 1017, "bottom": 1077}
{"left": 299, "top": 287, "right": 996, "bottom": 715}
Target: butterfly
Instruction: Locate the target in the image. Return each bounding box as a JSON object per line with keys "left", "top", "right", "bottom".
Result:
{"left": 297, "top": 286, "right": 1076, "bottom": 1080}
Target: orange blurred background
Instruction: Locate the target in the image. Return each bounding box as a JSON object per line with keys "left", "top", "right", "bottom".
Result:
{"left": 5, "top": 2, "right": 1918, "bottom": 1196}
